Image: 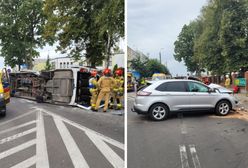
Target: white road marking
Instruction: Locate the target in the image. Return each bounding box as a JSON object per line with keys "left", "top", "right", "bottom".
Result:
{"left": 179, "top": 145, "right": 190, "bottom": 168}
{"left": 53, "top": 116, "right": 89, "bottom": 168}
{"left": 36, "top": 111, "right": 49, "bottom": 168}
{"left": 0, "top": 139, "right": 36, "bottom": 159}
{"left": 76, "top": 103, "right": 105, "bottom": 110}
{"left": 86, "top": 131, "right": 124, "bottom": 168}
{"left": 181, "top": 123, "right": 187, "bottom": 134}
{"left": 178, "top": 113, "right": 187, "bottom": 134}
{"left": 34, "top": 107, "right": 124, "bottom": 150}
{"left": 0, "top": 120, "right": 36, "bottom": 135}
{"left": 0, "top": 111, "right": 35, "bottom": 127}
{"left": 20, "top": 99, "right": 37, "bottom": 104}
{"left": 9, "top": 156, "right": 36, "bottom": 168}
{"left": 189, "top": 145, "right": 201, "bottom": 168}
{"left": 0, "top": 128, "right": 36, "bottom": 145}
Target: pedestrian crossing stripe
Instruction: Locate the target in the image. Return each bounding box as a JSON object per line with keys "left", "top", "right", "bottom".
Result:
{"left": 53, "top": 116, "right": 90, "bottom": 168}
{"left": 9, "top": 156, "right": 36, "bottom": 168}
{"left": 0, "top": 108, "right": 124, "bottom": 168}
{"left": 0, "top": 128, "right": 36, "bottom": 145}
{"left": 0, "top": 140, "right": 36, "bottom": 160}
{"left": 0, "top": 120, "right": 36, "bottom": 135}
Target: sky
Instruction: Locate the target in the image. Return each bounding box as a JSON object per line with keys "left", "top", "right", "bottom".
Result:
{"left": 128, "top": 0, "right": 207, "bottom": 76}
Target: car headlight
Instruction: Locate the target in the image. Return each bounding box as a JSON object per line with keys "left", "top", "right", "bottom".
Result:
{"left": 0, "top": 93, "right": 4, "bottom": 98}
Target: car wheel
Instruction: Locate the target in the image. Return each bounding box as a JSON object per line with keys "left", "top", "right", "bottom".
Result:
{"left": 149, "top": 103, "right": 169, "bottom": 121}
{"left": 0, "top": 106, "right": 6, "bottom": 117}
{"left": 215, "top": 100, "right": 231, "bottom": 116}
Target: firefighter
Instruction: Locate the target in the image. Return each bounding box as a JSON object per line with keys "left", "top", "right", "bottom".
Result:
{"left": 225, "top": 75, "right": 231, "bottom": 88}
{"left": 110, "top": 69, "right": 124, "bottom": 110}
{"left": 89, "top": 70, "right": 98, "bottom": 111}
{"left": 94, "top": 68, "right": 115, "bottom": 112}
{"left": 140, "top": 77, "right": 146, "bottom": 86}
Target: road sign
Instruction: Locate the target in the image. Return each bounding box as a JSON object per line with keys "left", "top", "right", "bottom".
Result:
{"left": 234, "top": 78, "right": 246, "bottom": 87}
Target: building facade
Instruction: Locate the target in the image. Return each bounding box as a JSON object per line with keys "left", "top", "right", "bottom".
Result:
{"left": 127, "top": 46, "right": 148, "bottom": 70}
{"left": 50, "top": 57, "right": 82, "bottom": 69}
{"left": 50, "top": 52, "right": 124, "bottom": 70}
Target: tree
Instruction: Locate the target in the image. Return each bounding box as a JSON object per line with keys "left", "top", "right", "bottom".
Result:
{"left": 130, "top": 54, "right": 170, "bottom": 78}
{"left": 174, "top": 21, "right": 202, "bottom": 74}
{"left": 146, "top": 59, "right": 170, "bottom": 77}
{"left": 43, "top": 0, "right": 124, "bottom": 68}
{"left": 0, "top": 0, "right": 46, "bottom": 69}
{"left": 174, "top": 0, "right": 248, "bottom": 75}
{"left": 219, "top": 0, "right": 248, "bottom": 72}
{"left": 130, "top": 54, "right": 149, "bottom": 78}
{"left": 196, "top": 0, "right": 226, "bottom": 75}
{"left": 96, "top": 0, "right": 124, "bottom": 68}
{"left": 45, "top": 54, "right": 51, "bottom": 70}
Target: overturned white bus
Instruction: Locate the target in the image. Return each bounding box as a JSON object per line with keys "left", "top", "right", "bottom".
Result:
{"left": 10, "top": 67, "right": 98, "bottom": 110}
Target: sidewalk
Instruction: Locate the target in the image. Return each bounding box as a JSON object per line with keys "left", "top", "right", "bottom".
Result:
{"left": 233, "top": 93, "right": 248, "bottom": 111}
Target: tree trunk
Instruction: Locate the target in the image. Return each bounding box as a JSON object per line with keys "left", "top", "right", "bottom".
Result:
{"left": 106, "top": 33, "right": 111, "bottom": 68}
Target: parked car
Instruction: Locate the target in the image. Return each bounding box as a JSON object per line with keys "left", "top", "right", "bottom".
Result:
{"left": 132, "top": 79, "right": 238, "bottom": 121}
{"left": 151, "top": 73, "right": 171, "bottom": 81}
{"left": 0, "top": 68, "right": 10, "bottom": 117}
{"left": 127, "top": 72, "right": 135, "bottom": 92}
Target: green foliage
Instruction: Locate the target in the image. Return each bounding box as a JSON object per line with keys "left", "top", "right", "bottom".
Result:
{"left": 130, "top": 55, "right": 149, "bottom": 78}
{"left": 0, "top": 0, "right": 46, "bottom": 69}
{"left": 45, "top": 55, "right": 51, "bottom": 70}
{"left": 43, "top": 0, "right": 124, "bottom": 68}
{"left": 174, "top": 0, "right": 248, "bottom": 75}
{"left": 219, "top": 0, "right": 248, "bottom": 72}
{"left": 130, "top": 54, "right": 170, "bottom": 78}
{"left": 197, "top": 0, "right": 226, "bottom": 75}
{"left": 174, "top": 21, "right": 202, "bottom": 74}
{"left": 113, "top": 64, "right": 118, "bottom": 76}
{"left": 96, "top": 0, "right": 124, "bottom": 68}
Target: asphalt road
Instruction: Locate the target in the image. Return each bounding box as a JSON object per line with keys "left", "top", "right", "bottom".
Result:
{"left": 0, "top": 97, "right": 124, "bottom": 168}
{"left": 127, "top": 93, "right": 248, "bottom": 168}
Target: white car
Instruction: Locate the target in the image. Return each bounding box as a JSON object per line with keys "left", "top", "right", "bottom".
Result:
{"left": 132, "top": 80, "right": 238, "bottom": 121}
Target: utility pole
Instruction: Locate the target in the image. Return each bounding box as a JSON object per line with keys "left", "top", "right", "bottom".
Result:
{"left": 159, "top": 48, "right": 164, "bottom": 64}
{"left": 159, "top": 52, "right": 161, "bottom": 64}
{"left": 106, "top": 31, "right": 110, "bottom": 68}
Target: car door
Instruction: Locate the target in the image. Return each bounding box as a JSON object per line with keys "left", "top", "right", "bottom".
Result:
{"left": 186, "top": 81, "right": 218, "bottom": 110}
{"left": 154, "top": 81, "right": 190, "bottom": 111}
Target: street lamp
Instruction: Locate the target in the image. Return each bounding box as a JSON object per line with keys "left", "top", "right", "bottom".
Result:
{"left": 159, "top": 48, "right": 164, "bottom": 64}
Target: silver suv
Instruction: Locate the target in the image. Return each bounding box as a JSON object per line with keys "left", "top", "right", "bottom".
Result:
{"left": 132, "top": 80, "right": 238, "bottom": 121}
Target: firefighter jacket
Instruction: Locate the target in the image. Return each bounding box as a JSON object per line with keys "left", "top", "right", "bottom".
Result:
{"left": 98, "top": 76, "right": 115, "bottom": 92}
{"left": 113, "top": 76, "right": 124, "bottom": 96}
